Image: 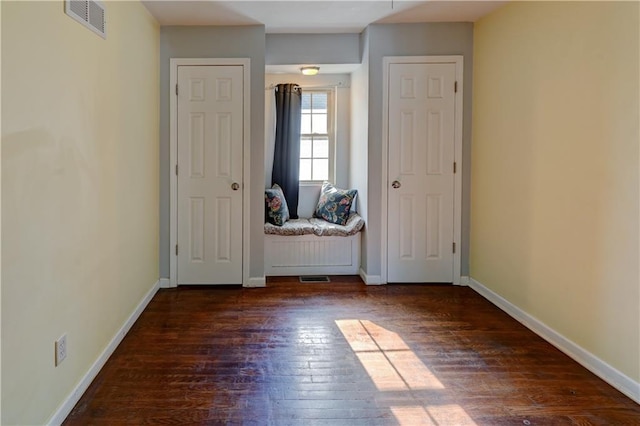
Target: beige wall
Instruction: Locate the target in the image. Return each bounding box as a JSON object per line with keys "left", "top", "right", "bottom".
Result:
{"left": 471, "top": 1, "right": 639, "bottom": 383}
{"left": 1, "top": 1, "right": 159, "bottom": 424}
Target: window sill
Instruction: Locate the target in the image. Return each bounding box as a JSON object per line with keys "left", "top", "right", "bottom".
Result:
{"left": 299, "top": 181, "right": 330, "bottom": 187}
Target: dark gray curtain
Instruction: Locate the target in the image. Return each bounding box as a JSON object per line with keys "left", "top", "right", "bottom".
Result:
{"left": 272, "top": 83, "right": 302, "bottom": 218}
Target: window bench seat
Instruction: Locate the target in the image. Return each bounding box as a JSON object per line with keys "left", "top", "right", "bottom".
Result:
{"left": 264, "top": 214, "right": 364, "bottom": 276}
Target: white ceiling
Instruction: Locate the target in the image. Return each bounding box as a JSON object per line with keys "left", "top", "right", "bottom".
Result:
{"left": 142, "top": 1, "right": 507, "bottom": 33}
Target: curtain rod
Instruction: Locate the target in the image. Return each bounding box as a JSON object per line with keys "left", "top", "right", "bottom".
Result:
{"left": 265, "top": 81, "right": 346, "bottom": 90}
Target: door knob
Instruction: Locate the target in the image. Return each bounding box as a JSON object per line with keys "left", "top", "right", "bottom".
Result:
{"left": 231, "top": 182, "right": 240, "bottom": 191}
{"left": 392, "top": 180, "right": 401, "bottom": 189}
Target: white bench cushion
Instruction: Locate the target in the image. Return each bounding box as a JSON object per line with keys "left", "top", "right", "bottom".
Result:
{"left": 308, "top": 214, "right": 364, "bottom": 237}
{"left": 264, "top": 218, "right": 315, "bottom": 236}
{"left": 264, "top": 214, "right": 364, "bottom": 237}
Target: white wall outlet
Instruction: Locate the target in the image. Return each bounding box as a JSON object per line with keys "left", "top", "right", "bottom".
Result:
{"left": 55, "top": 334, "right": 67, "bottom": 366}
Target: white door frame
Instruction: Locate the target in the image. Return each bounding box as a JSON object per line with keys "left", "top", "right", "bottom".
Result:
{"left": 169, "top": 58, "right": 251, "bottom": 287}
{"left": 381, "top": 56, "right": 463, "bottom": 285}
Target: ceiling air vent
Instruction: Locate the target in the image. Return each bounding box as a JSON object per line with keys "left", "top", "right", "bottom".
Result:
{"left": 65, "top": 0, "right": 106, "bottom": 39}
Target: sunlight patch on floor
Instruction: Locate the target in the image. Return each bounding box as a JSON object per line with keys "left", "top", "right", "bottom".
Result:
{"left": 390, "top": 406, "right": 435, "bottom": 425}
{"left": 335, "top": 319, "right": 444, "bottom": 391}
{"left": 426, "top": 404, "right": 477, "bottom": 425}
{"left": 359, "top": 320, "right": 410, "bottom": 351}
{"left": 390, "top": 405, "right": 477, "bottom": 426}
{"left": 336, "top": 319, "right": 477, "bottom": 424}
{"left": 354, "top": 351, "right": 407, "bottom": 391}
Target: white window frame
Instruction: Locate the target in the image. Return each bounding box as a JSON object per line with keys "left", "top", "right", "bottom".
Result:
{"left": 299, "top": 88, "right": 336, "bottom": 184}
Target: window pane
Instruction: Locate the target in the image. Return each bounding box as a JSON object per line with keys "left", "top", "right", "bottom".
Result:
{"left": 300, "top": 137, "right": 312, "bottom": 158}
{"left": 299, "top": 159, "right": 312, "bottom": 181}
{"left": 299, "top": 91, "right": 333, "bottom": 182}
{"left": 301, "top": 93, "right": 311, "bottom": 112}
{"left": 312, "top": 114, "right": 327, "bottom": 134}
{"left": 301, "top": 114, "right": 311, "bottom": 134}
{"left": 312, "top": 93, "right": 327, "bottom": 113}
{"left": 314, "top": 138, "right": 329, "bottom": 158}
{"left": 312, "top": 159, "right": 329, "bottom": 181}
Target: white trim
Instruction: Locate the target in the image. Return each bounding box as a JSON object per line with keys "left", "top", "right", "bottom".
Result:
{"left": 381, "top": 57, "right": 390, "bottom": 284}
{"left": 359, "top": 269, "right": 385, "bottom": 285}
{"left": 159, "top": 278, "right": 172, "bottom": 288}
{"left": 244, "top": 277, "right": 266, "bottom": 288}
{"left": 452, "top": 58, "right": 463, "bottom": 286}
{"left": 241, "top": 61, "right": 252, "bottom": 288}
{"left": 469, "top": 277, "right": 640, "bottom": 404}
{"left": 459, "top": 275, "right": 470, "bottom": 286}
{"left": 47, "top": 280, "right": 161, "bottom": 425}
{"left": 381, "top": 56, "right": 464, "bottom": 285}
{"left": 169, "top": 58, "right": 251, "bottom": 287}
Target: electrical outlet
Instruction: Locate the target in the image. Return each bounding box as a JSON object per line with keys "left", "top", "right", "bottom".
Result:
{"left": 55, "top": 334, "right": 67, "bottom": 366}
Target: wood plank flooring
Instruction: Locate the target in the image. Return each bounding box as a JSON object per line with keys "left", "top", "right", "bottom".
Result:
{"left": 64, "top": 277, "right": 640, "bottom": 425}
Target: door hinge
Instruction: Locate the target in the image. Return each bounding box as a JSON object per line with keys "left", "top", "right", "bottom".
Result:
{"left": 453, "top": 242, "right": 456, "bottom": 253}
{"left": 454, "top": 81, "right": 458, "bottom": 93}
{"left": 175, "top": 244, "right": 178, "bottom": 256}
{"left": 453, "top": 162, "right": 457, "bottom": 174}
{"left": 175, "top": 84, "right": 178, "bottom": 96}
{"left": 175, "top": 164, "right": 178, "bottom": 176}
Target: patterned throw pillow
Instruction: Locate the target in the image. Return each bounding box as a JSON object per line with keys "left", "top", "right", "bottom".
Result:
{"left": 265, "top": 184, "right": 290, "bottom": 226}
{"left": 314, "top": 182, "right": 357, "bottom": 226}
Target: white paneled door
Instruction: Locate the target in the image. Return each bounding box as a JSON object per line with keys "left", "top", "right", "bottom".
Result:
{"left": 387, "top": 62, "right": 457, "bottom": 282}
{"left": 177, "top": 65, "right": 244, "bottom": 284}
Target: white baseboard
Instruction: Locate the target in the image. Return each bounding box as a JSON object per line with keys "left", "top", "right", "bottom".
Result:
{"left": 244, "top": 276, "right": 266, "bottom": 288}
{"left": 159, "top": 278, "right": 171, "bottom": 288}
{"left": 47, "top": 280, "right": 161, "bottom": 425}
{"left": 459, "top": 276, "right": 470, "bottom": 286}
{"left": 359, "top": 269, "right": 385, "bottom": 285}
{"left": 469, "top": 277, "right": 640, "bottom": 404}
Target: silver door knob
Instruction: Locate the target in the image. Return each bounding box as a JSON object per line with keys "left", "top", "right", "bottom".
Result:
{"left": 392, "top": 180, "right": 401, "bottom": 189}
{"left": 231, "top": 182, "right": 240, "bottom": 191}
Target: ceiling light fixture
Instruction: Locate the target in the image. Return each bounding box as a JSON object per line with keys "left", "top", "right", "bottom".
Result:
{"left": 301, "top": 66, "right": 320, "bottom": 76}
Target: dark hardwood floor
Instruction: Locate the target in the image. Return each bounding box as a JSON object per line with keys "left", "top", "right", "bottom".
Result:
{"left": 64, "top": 276, "right": 640, "bottom": 425}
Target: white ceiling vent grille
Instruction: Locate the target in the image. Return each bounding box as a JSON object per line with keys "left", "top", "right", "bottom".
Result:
{"left": 65, "top": 0, "right": 106, "bottom": 39}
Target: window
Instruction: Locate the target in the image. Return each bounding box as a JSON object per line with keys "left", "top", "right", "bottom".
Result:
{"left": 300, "top": 90, "right": 334, "bottom": 182}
